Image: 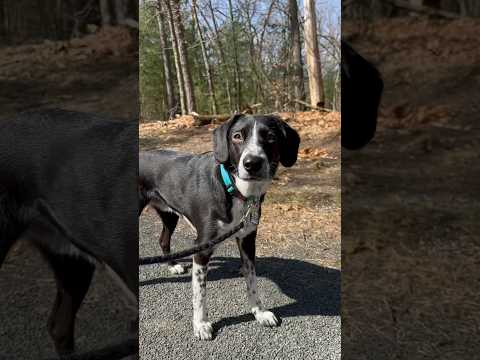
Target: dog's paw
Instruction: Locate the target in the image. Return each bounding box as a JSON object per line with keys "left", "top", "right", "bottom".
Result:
{"left": 168, "top": 264, "right": 186, "bottom": 275}
{"left": 193, "top": 321, "right": 213, "bottom": 340}
{"left": 253, "top": 309, "right": 279, "bottom": 327}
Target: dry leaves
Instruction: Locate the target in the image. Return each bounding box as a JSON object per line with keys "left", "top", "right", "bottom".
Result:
{"left": 0, "top": 26, "right": 135, "bottom": 81}
{"left": 380, "top": 104, "right": 451, "bottom": 128}
{"left": 298, "top": 147, "right": 329, "bottom": 160}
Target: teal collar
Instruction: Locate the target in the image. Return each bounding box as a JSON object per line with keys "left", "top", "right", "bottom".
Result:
{"left": 219, "top": 164, "right": 261, "bottom": 224}
{"left": 220, "top": 164, "right": 235, "bottom": 195}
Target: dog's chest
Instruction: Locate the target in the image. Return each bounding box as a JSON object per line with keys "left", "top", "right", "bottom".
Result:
{"left": 217, "top": 198, "right": 259, "bottom": 236}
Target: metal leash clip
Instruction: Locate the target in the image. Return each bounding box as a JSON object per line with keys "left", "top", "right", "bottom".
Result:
{"left": 243, "top": 197, "right": 261, "bottom": 225}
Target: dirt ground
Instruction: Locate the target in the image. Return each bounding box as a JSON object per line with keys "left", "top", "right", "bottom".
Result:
{"left": 0, "top": 27, "right": 138, "bottom": 359}
{"left": 140, "top": 111, "right": 341, "bottom": 269}
{"left": 0, "top": 26, "right": 139, "bottom": 119}
{"left": 343, "top": 18, "right": 480, "bottom": 359}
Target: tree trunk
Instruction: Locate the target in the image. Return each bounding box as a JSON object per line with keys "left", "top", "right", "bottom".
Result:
{"left": 304, "top": 0, "right": 325, "bottom": 108}
{"left": 162, "top": 0, "right": 186, "bottom": 115}
{"left": 243, "top": 8, "right": 266, "bottom": 111}
{"left": 170, "top": 0, "right": 196, "bottom": 113}
{"left": 227, "top": 0, "right": 242, "bottom": 111}
{"left": 100, "top": 0, "right": 112, "bottom": 26}
{"left": 333, "top": 67, "right": 341, "bottom": 111}
{"left": 288, "top": 0, "right": 305, "bottom": 111}
{"left": 205, "top": 0, "right": 233, "bottom": 110}
{"left": 192, "top": 0, "right": 217, "bottom": 114}
{"left": 156, "top": 2, "right": 176, "bottom": 118}
{"left": 113, "top": 0, "right": 126, "bottom": 25}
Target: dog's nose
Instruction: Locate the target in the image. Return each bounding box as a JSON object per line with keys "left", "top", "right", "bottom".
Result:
{"left": 243, "top": 155, "right": 263, "bottom": 173}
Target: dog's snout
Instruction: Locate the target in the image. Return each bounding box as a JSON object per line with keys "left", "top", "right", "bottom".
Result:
{"left": 243, "top": 155, "right": 263, "bottom": 173}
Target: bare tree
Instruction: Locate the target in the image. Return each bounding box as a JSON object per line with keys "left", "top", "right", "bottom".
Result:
{"left": 169, "top": 0, "right": 196, "bottom": 113}
{"left": 100, "top": 0, "right": 138, "bottom": 27}
{"left": 155, "top": 2, "right": 176, "bottom": 118}
{"left": 203, "top": 0, "right": 233, "bottom": 110}
{"left": 192, "top": 0, "right": 217, "bottom": 114}
{"left": 304, "top": 0, "right": 325, "bottom": 107}
{"left": 227, "top": 0, "right": 242, "bottom": 111}
{"left": 288, "top": 0, "right": 305, "bottom": 110}
{"left": 100, "top": 0, "right": 112, "bottom": 25}
{"left": 113, "top": 0, "right": 127, "bottom": 24}
{"left": 162, "top": 0, "right": 186, "bottom": 114}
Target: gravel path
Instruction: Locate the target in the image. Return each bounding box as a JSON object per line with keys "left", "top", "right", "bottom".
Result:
{"left": 139, "top": 209, "right": 341, "bottom": 360}
{"left": 0, "top": 242, "right": 135, "bottom": 359}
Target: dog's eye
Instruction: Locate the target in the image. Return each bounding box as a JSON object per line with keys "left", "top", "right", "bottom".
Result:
{"left": 232, "top": 132, "right": 243, "bottom": 142}
{"left": 266, "top": 133, "right": 277, "bottom": 143}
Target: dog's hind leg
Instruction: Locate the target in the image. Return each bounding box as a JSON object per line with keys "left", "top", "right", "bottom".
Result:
{"left": 155, "top": 209, "right": 185, "bottom": 275}
{"left": 138, "top": 187, "right": 149, "bottom": 216}
{"left": 46, "top": 252, "right": 95, "bottom": 355}
{"left": 237, "top": 232, "right": 279, "bottom": 327}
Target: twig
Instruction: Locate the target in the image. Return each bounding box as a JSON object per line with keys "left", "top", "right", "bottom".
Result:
{"left": 293, "top": 99, "right": 332, "bottom": 112}
{"left": 387, "top": 0, "right": 460, "bottom": 18}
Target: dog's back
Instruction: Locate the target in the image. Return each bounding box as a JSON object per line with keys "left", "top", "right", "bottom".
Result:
{"left": 1, "top": 109, "right": 139, "bottom": 354}
{"left": 138, "top": 150, "right": 218, "bottom": 215}
{"left": 1, "top": 109, "right": 138, "bottom": 289}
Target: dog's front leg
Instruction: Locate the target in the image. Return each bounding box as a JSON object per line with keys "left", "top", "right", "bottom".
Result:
{"left": 192, "top": 252, "right": 213, "bottom": 340}
{"left": 237, "top": 231, "right": 279, "bottom": 327}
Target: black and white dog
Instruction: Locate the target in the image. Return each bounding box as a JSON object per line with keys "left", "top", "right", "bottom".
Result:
{"left": 138, "top": 114, "right": 300, "bottom": 340}
{"left": 0, "top": 109, "right": 138, "bottom": 355}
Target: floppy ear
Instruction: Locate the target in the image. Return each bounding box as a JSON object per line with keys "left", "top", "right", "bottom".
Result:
{"left": 341, "top": 40, "right": 382, "bottom": 150}
{"left": 213, "top": 113, "right": 243, "bottom": 164}
{"left": 276, "top": 117, "right": 300, "bottom": 167}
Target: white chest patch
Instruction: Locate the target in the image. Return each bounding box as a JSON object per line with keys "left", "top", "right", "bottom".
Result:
{"left": 217, "top": 197, "right": 259, "bottom": 235}
{"left": 233, "top": 176, "right": 271, "bottom": 198}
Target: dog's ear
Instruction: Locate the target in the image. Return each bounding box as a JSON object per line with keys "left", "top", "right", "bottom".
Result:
{"left": 275, "top": 116, "right": 300, "bottom": 167}
{"left": 213, "top": 113, "right": 243, "bottom": 164}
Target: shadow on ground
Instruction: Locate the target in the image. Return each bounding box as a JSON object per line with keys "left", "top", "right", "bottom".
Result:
{"left": 140, "top": 256, "right": 340, "bottom": 333}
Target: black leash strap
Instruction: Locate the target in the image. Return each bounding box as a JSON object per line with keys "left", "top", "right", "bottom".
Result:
{"left": 43, "top": 337, "right": 137, "bottom": 360}
{"left": 139, "top": 221, "right": 245, "bottom": 265}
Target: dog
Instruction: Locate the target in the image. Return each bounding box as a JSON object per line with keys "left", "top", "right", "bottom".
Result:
{"left": 138, "top": 113, "right": 300, "bottom": 340}
{"left": 342, "top": 40, "right": 383, "bottom": 149}
{"left": 0, "top": 109, "right": 138, "bottom": 355}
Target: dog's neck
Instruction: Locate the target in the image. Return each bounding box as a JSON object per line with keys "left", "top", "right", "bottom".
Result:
{"left": 232, "top": 175, "right": 271, "bottom": 198}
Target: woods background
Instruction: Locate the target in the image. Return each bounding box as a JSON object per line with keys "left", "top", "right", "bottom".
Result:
{"left": 139, "top": 0, "right": 340, "bottom": 121}
{"left": 343, "top": 0, "right": 480, "bottom": 19}
{"left": 0, "top": 0, "right": 138, "bottom": 44}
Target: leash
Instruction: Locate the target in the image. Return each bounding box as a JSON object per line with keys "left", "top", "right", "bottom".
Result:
{"left": 139, "top": 221, "right": 245, "bottom": 265}
{"left": 139, "top": 187, "right": 260, "bottom": 265}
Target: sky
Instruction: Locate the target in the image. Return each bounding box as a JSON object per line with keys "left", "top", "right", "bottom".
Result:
{"left": 317, "top": 0, "right": 341, "bottom": 17}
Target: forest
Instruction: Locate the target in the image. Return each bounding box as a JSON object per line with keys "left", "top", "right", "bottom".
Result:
{"left": 140, "top": 0, "right": 340, "bottom": 121}
{"left": 0, "top": 0, "right": 138, "bottom": 44}
{"left": 343, "top": 0, "right": 480, "bottom": 19}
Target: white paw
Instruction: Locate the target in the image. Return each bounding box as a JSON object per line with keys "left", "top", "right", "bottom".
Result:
{"left": 193, "top": 321, "right": 213, "bottom": 340}
{"left": 168, "top": 264, "right": 186, "bottom": 275}
{"left": 254, "top": 309, "right": 279, "bottom": 327}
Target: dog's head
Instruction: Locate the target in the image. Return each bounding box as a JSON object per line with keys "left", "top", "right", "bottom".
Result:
{"left": 213, "top": 114, "right": 300, "bottom": 181}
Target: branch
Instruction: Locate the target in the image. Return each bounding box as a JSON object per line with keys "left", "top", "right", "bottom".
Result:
{"left": 190, "top": 112, "right": 232, "bottom": 125}
{"left": 387, "top": 0, "right": 460, "bottom": 18}
{"left": 190, "top": 104, "right": 263, "bottom": 125}
{"left": 293, "top": 99, "right": 332, "bottom": 112}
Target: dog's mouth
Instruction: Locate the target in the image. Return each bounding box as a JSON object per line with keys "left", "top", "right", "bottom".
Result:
{"left": 237, "top": 174, "right": 270, "bottom": 182}
{"left": 235, "top": 171, "right": 272, "bottom": 182}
